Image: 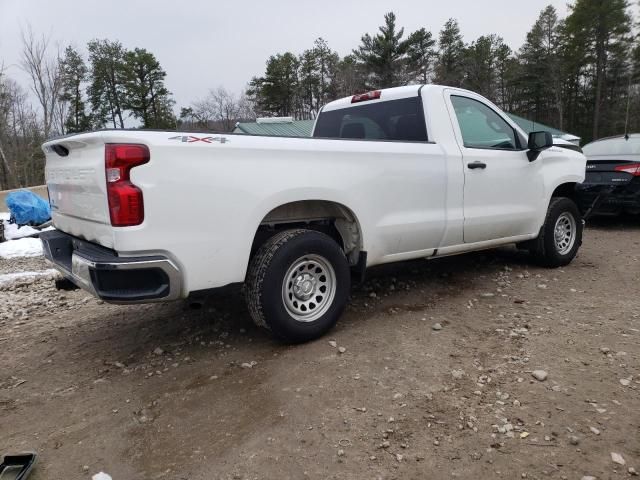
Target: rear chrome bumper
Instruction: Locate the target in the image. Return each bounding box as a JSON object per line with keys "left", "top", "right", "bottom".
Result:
{"left": 40, "top": 230, "right": 182, "bottom": 304}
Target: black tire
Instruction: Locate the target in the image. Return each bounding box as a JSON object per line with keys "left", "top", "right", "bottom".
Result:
{"left": 245, "top": 229, "right": 350, "bottom": 343}
{"left": 530, "top": 197, "right": 583, "bottom": 267}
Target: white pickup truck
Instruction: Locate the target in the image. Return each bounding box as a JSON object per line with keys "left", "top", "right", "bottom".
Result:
{"left": 41, "top": 85, "right": 586, "bottom": 342}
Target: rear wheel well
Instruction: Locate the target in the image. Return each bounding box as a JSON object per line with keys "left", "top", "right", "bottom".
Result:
{"left": 250, "top": 201, "right": 363, "bottom": 266}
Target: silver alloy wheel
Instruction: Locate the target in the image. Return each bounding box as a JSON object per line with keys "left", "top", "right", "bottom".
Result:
{"left": 554, "top": 212, "right": 577, "bottom": 255}
{"left": 282, "top": 254, "right": 336, "bottom": 323}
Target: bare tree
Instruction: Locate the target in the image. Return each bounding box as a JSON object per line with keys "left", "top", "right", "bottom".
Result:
{"left": 53, "top": 91, "right": 69, "bottom": 135}
{"left": 0, "top": 65, "right": 16, "bottom": 189}
{"left": 190, "top": 96, "right": 217, "bottom": 125}
{"left": 238, "top": 91, "right": 257, "bottom": 121}
{"left": 0, "top": 65, "right": 45, "bottom": 189}
{"left": 188, "top": 86, "right": 252, "bottom": 132}
{"left": 20, "top": 26, "right": 64, "bottom": 138}
{"left": 212, "top": 87, "right": 242, "bottom": 131}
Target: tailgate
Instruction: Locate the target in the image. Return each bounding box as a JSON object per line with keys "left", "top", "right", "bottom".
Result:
{"left": 43, "top": 133, "right": 113, "bottom": 247}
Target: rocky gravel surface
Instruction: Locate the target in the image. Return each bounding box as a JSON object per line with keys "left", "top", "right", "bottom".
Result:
{"left": 0, "top": 256, "right": 92, "bottom": 323}
{"left": 1, "top": 216, "right": 639, "bottom": 480}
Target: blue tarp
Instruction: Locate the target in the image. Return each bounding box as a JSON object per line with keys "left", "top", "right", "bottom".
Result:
{"left": 5, "top": 190, "right": 51, "bottom": 226}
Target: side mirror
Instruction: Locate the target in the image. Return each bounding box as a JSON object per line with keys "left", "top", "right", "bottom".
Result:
{"left": 527, "top": 131, "right": 553, "bottom": 161}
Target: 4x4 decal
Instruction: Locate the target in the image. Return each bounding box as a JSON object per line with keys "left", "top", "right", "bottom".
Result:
{"left": 168, "top": 135, "right": 228, "bottom": 144}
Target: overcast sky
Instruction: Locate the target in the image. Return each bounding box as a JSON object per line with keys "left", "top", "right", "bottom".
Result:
{"left": 1, "top": 0, "right": 571, "bottom": 109}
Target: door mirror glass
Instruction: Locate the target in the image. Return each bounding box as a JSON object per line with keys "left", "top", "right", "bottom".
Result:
{"left": 528, "top": 131, "right": 553, "bottom": 151}
{"left": 527, "top": 131, "right": 553, "bottom": 161}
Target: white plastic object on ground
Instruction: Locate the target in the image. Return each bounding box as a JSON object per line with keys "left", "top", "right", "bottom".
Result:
{"left": 92, "top": 473, "right": 113, "bottom": 480}
{"left": 0, "top": 237, "right": 43, "bottom": 259}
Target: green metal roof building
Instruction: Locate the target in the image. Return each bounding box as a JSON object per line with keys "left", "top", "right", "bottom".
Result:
{"left": 234, "top": 118, "right": 315, "bottom": 137}
{"left": 235, "top": 114, "right": 580, "bottom": 145}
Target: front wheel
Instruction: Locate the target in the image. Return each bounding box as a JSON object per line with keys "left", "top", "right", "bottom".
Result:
{"left": 245, "top": 229, "right": 350, "bottom": 343}
{"left": 529, "top": 197, "right": 583, "bottom": 267}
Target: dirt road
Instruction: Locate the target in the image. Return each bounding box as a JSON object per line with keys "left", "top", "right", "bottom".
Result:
{"left": 1, "top": 217, "right": 639, "bottom": 480}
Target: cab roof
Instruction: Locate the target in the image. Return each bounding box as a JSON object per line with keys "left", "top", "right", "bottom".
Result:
{"left": 322, "top": 84, "right": 495, "bottom": 113}
{"left": 322, "top": 85, "right": 439, "bottom": 112}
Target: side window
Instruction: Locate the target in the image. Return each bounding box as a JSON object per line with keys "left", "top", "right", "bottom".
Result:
{"left": 314, "top": 97, "right": 428, "bottom": 142}
{"left": 451, "top": 95, "right": 518, "bottom": 150}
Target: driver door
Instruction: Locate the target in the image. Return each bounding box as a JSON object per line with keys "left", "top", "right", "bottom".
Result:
{"left": 445, "top": 91, "right": 544, "bottom": 243}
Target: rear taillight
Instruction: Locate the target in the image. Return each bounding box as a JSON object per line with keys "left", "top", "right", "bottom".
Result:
{"left": 351, "top": 90, "right": 381, "bottom": 103}
{"left": 614, "top": 163, "right": 640, "bottom": 176}
{"left": 105, "top": 144, "right": 150, "bottom": 227}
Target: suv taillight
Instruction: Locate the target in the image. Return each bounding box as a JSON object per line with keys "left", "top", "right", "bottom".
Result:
{"left": 105, "top": 144, "right": 150, "bottom": 226}
{"left": 614, "top": 163, "right": 640, "bottom": 176}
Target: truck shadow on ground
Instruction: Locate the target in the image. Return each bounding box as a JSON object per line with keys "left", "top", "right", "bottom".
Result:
{"left": 79, "top": 245, "right": 534, "bottom": 366}
{"left": 97, "top": 220, "right": 623, "bottom": 365}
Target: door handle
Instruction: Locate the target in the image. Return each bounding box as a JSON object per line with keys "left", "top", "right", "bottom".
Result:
{"left": 467, "top": 162, "right": 487, "bottom": 170}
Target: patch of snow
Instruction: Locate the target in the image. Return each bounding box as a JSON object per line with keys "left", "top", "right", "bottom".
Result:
{"left": 0, "top": 211, "right": 9, "bottom": 221}
{"left": 3, "top": 221, "right": 39, "bottom": 239}
{"left": 0, "top": 269, "right": 59, "bottom": 287}
{"left": 2, "top": 219, "right": 55, "bottom": 240}
{"left": 0, "top": 237, "right": 43, "bottom": 259}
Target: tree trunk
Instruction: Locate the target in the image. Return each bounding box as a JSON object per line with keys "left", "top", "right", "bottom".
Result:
{"left": 75, "top": 82, "right": 81, "bottom": 130}
{"left": 0, "top": 139, "right": 14, "bottom": 190}
{"left": 109, "top": 66, "right": 124, "bottom": 128}
{"left": 593, "top": 35, "right": 606, "bottom": 140}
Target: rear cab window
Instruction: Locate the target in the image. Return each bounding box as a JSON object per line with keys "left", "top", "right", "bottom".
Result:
{"left": 313, "top": 97, "right": 428, "bottom": 142}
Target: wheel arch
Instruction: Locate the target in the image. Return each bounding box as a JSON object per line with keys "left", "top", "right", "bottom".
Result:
{"left": 550, "top": 182, "right": 579, "bottom": 203}
{"left": 249, "top": 199, "right": 364, "bottom": 267}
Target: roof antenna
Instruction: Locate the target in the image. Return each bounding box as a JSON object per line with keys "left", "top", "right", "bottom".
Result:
{"left": 624, "top": 75, "right": 632, "bottom": 141}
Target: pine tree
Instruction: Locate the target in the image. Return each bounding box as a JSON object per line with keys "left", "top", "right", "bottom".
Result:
{"left": 59, "top": 46, "right": 92, "bottom": 133}
{"left": 313, "top": 38, "right": 339, "bottom": 108}
{"left": 463, "top": 35, "right": 508, "bottom": 101}
{"left": 122, "top": 48, "right": 175, "bottom": 129}
{"left": 248, "top": 53, "right": 300, "bottom": 117}
{"left": 406, "top": 28, "right": 437, "bottom": 84}
{"left": 434, "top": 19, "right": 465, "bottom": 86}
{"left": 494, "top": 42, "right": 515, "bottom": 111}
{"left": 334, "top": 55, "right": 366, "bottom": 97}
{"left": 518, "top": 6, "right": 564, "bottom": 127}
{"left": 564, "top": 0, "right": 632, "bottom": 139}
{"left": 353, "top": 12, "right": 409, "bottom": 88}
{"left": 298, "top": 49, "right": 319, "bottom": 118}
{"left": 87, "top": 39, "right": 127, "bottom": 128}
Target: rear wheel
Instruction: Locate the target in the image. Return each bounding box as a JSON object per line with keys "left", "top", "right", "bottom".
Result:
{"left": 245, "top": 229, "right": 350, "bottom": 343}
{"left": 530, "top": 197, "right": 582, "bottom": 267}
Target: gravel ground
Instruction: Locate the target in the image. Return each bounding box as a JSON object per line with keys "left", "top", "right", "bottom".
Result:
{"left": 1, "top": 216, "right": 639, "bottom": 480}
